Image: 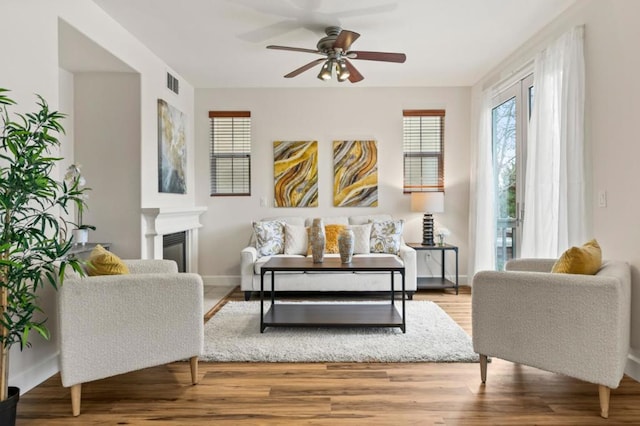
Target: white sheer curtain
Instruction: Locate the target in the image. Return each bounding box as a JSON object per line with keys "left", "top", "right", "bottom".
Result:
{"left": 521, "top": 26, "right": 586, "bottom": 258}
{"left": 468, "top": 90, "right": 496, "bottom": 275}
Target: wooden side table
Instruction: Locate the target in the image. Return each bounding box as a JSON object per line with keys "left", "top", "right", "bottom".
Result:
{"left": 407, "top": 243, "right": 459, "bottom": 295}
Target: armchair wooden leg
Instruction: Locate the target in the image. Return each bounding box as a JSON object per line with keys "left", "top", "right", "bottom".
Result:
{"left": 190, "top": 356, "right": 199, "bottom": 385}
{"left": 71, "top": 383, "right": 81, "bottom": 416}
{"left": 480, "top": 355, "right": 487, "bottom": 384}
{"left": 599, "top": 385, "right": 610, "bottom": 419}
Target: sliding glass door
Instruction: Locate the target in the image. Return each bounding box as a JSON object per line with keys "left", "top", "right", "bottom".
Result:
{"left": 492, "top": 74, "right": 533, "bottom": 269}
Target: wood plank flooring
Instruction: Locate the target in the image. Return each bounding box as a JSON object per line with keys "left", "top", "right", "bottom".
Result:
{"left": 16, "top": 287, "right": 640, "bottom": 425}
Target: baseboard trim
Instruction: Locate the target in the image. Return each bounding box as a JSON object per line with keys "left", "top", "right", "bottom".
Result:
{"left": 10, "top": 351, "right": 59, "bottom": 395}
{"left": 202, "top": 275, "right": 240, "bottom": 287}
{"left": 625, "top": 351, "right": 640, "bottom": 382}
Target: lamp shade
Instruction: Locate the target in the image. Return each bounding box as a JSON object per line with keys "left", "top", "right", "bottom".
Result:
{"left": 410, "top": 192, "right": 444, "bottom": 213}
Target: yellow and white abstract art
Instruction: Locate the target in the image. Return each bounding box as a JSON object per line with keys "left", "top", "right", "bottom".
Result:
{"left": 274, "top": 141, "right": 318, "bottom": 207}
{"left": 158, "top": 99, "right": 186, "bottom": 194}
{"left": 333, "top": 140, "right": 378, "bottom": 207}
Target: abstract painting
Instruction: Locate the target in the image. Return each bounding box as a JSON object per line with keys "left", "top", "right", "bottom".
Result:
{"left": 274, "top": 141, "right": 318, "bottom": 207}
{"left": 158, "top": 99, "right": 186, "bottom": 194}
{"left": 333, "top": 140, "right": 378, "bottom": 207}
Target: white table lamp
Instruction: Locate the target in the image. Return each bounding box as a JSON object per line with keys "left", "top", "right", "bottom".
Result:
{"left": 411, "top": 192, "right": 444, "bottom": 246}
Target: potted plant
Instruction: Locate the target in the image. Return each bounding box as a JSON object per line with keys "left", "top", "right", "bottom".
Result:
{"left": 63, "top": 164, "right": 95, "bottom": 245}
{"left": 0, "top": 88, "right": 89, "bottom": 424}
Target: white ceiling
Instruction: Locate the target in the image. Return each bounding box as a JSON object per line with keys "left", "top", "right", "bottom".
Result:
{"left": 91, "top": 0, "right": 575, "bottom": 88}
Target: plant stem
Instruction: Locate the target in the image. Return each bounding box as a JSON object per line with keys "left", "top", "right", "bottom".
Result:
{"left": 0, "top": 209, "right": 10, "bottom": 401}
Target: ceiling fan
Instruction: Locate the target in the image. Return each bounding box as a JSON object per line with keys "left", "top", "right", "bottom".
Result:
{"left": 266, "top": 26, "right": 406, "bottom": 83}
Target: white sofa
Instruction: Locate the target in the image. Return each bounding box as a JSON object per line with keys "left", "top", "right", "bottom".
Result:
{"left": 472, "top": 258, "right": 631, "bottom": 418}
{"left": 241, "top": 214, "right": 417, "bottom": 300}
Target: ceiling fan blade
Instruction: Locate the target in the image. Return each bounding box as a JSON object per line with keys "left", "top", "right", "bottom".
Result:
{"left": 344, "top": 59, "right": 364, "bottom": 83}
{"left": 284, "top": 58, "right": 326, "bottom": 78}
{"left": 333, "top": 30, "right": 360, "bottom": 51}
{"left": 349, "top": 51, "right": 407, "bottom": 63}
{"left": 267, "top": 45, "right": 324, "bottom": 55}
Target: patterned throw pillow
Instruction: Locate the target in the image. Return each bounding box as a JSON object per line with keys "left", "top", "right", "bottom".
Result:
{"left": 252, "top": 220, "right": 285, "bottom": 257}
{"left": 350, "top": 224, "right": 372, "bottom": 254}
{"left": 284, "top": 223, "right": 308, "bottom": 255}
{"left": 370, "top": 219, "right": 404, "bottom": 254}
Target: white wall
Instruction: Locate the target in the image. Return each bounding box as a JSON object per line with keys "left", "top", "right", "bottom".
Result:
{"left": 471, "top": 0, "right": 640, "bottom": 381}
{"left": 75, "top": 73, "right": 142, "bottom": 258}
{"left": 1, "top": 0, "right": 196, "bottom": 393}
{"left": 195, "top": 87, "right": 471, "bottom": 282}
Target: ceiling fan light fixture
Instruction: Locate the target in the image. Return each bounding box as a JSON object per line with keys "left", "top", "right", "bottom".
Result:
{"left": 337, "top": 60, "right": 350, "bottom": 82}
{"left": 269, "top": 26, "right": 405, "bottom": 84}
{"left": 317, "top": 60, "right": 332, "bottom": 81}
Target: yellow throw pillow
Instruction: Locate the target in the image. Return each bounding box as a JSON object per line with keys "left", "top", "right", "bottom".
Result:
{"left": 324, "top": 224, "right": 346, "bottom": 254}
{"left": 307, "top": 224, "right": 346, "bottom": 255}
{"left": 551, "top": 239, "right": 602, "bottom": 275}
{"left": 86, "top": 244, "right": 130, "bottom": 276}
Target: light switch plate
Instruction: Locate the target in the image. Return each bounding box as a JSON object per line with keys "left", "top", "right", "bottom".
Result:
{"left": 598, "top": 190, "right": 607, "bottom": 208}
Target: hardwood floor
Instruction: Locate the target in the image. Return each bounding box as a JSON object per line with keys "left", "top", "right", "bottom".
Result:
{"left": 17, "top": 287, "right": 640, "bottom": 425}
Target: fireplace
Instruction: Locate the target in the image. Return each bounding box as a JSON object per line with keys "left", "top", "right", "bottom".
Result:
{"left": 163, "top": 231, "right": 186, "bottom": 272}
{"left": 141, "top": 206, "right": 207, "bottom": 273}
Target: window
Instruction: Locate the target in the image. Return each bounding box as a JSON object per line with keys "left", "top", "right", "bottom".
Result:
{"left": 492, "top": 74, "right": 533, "bottom": 269}
{"left": 402, "top": 110, "right": 445, "bottom": 193}
{"left": 209, "top": 111, "right": 251, "bottom": 196}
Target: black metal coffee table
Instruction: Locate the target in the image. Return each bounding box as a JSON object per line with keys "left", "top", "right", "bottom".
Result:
{"left": 259, "top": 256, "right": 406, "bottom": 333}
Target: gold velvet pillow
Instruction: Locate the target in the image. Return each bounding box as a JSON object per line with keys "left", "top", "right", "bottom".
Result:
{"left": 86, "top": 244, "right": 130, "bottom": 276}
{"left": 551, "top": 239, "right": 602, "bottom": 275}
{"left": 307, "top": 224, "right": 346, "bottom": 255}
{"left": 324, "top": 224, "right": 346, "bottom": 254}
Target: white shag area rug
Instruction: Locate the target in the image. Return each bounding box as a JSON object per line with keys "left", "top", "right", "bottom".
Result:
{"left": 202, "top": 301, "right": 479, "bottom": 363}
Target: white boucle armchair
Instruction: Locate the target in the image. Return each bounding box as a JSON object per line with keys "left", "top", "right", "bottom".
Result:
{"left": 58, "top": 259, "right": 204, "bottom": 416}
{"left": 472, "top": 258, "right": 631, "bottom": 418}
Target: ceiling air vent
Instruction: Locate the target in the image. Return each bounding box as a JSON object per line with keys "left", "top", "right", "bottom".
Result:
{"left": 167, "top": 72, "right": 179, "bottom": 94}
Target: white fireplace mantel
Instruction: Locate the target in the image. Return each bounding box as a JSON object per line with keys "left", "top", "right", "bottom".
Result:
{"left": 141, "top": 206, "right": 207, "bottom": 273}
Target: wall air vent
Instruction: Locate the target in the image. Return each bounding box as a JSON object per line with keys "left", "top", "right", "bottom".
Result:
{"left": 167, "top": 72, "right": 179, "bottom": 94}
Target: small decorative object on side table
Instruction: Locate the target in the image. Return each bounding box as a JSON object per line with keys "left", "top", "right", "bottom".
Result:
{"left": 64, "top": 163, "right": 96, "bottom": 244}
{"left": 68, "top": 243, "right": 111, "bottom": 260}
{"left": 407, "top": 242, "right": 459, "bottom": 295}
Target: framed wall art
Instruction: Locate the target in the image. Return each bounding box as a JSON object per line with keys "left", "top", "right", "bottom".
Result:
{"left": 157, "top": 99, "right": 186, "bottom": 194}
{"left": 333, "top": 140, "right": 378, "bottom": 207}
{"left": 274, "top": 140, "right": 318, "bottom": 207}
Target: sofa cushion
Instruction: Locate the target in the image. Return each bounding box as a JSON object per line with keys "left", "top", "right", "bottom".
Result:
{"left": 250, "top": 216, "right": 305, "bottom": 247}
{"left": 349, "top": 214, "right": 393, "bottom": 225}
{"left": 370, "top": 219, "right": 404, "bottom": 254}
{"left": 304, "top": 216, "right": 349, "bottom": 226}
{"left": 253, "top": 220, "right": 285, "bottom": 256}
{"left": 350, "top": 223, "right": 372, "bottom": 254}
{"left": 284, "top": 223, "right": 308, "bottom": 255}
{"left": 552, "top": 239, "right": 602, "bottom": 275}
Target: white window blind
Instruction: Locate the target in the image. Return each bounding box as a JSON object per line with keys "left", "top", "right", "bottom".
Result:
{"left": 403, "top": 109, "right": 445, "bottom": 193}
{"left": 209, "top": 111, "right": 251, "bottom": 196}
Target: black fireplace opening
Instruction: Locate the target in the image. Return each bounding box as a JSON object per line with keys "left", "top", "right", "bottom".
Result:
{"left": 163, "top": 231, "right": 186, "bottom": 272}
